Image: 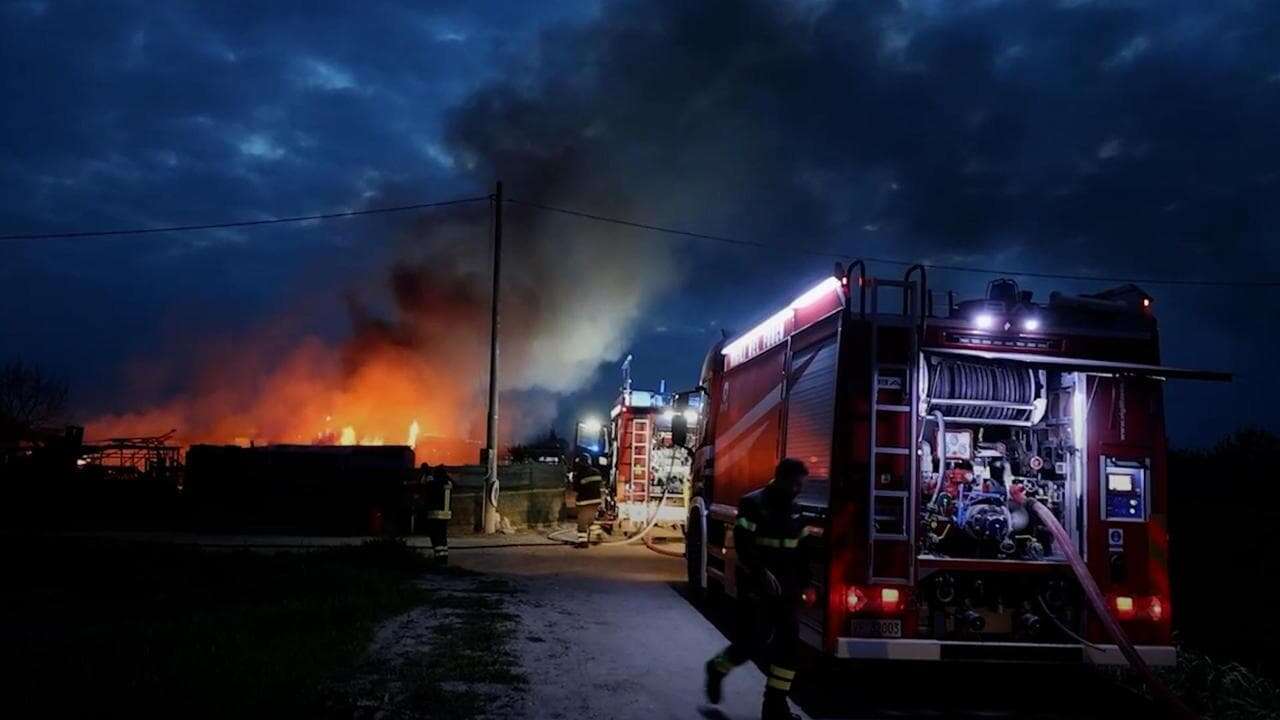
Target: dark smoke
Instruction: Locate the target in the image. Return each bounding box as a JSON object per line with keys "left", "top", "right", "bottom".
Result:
{"left": 444, "top": 0, "right": 1279, "bottom": 274}
{"left": 434, "top": 0, "right": 1280, "bottom": 438}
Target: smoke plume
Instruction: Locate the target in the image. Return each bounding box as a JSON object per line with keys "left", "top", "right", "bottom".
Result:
{"left": 83, "top": 0, "right": 1280, "bottom": 447}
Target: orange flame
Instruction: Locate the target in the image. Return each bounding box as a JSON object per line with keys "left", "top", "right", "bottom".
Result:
{"left": 87, "top": 334, "right": 491, "bottom": 464}
{"left": 84, "top": 237, "right": 615, "bottom": 464}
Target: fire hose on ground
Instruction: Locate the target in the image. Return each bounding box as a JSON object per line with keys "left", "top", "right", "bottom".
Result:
{"left": 642, "top": 531, "right": 685, "bottom": 558}
{"left": 1027, "top": 499, "right": 1198, "bottom": 720}
{"left": 546, "top": 478, "right": 676, "bottom": 549}
{"left": 550, "top": 444, "right": 689, "bottom": 557}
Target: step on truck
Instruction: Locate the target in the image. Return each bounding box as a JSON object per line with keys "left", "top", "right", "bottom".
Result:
{"left": 681, "top": 262, "right": 1228, "bottom": 665}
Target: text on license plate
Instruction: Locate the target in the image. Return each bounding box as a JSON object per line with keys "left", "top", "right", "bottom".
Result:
{"left": 850, "top": 618, "right": 902, "bottom": 638}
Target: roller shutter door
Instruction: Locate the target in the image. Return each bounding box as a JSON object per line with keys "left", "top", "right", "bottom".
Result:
{"left": 784, "top": 336, "right": 838, "bottom": 483}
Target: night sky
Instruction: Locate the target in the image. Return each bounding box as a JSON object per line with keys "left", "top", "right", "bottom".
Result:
{"left": 2, "top": 0, "right": 1277, "bottom": 448}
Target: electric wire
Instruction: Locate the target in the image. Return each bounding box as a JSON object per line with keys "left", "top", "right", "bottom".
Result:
{"left": 507, "top": 197, "right": 1280, "bottom": 289}
{"left": 0, "top": 196, "right": 490, "bottom": 242}
{"left": 5, "top": 189, "right": 1276, "bottom": 288}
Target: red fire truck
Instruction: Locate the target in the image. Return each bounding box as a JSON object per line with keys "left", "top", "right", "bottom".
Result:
{"left": 682, "top": 262, "right": 1227, "bottom": 665}
{"left": 608, "top": 381, "right": 696, "bottom": 534}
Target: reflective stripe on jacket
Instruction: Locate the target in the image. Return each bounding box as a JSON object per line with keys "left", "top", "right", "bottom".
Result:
{"left": 732, "top": 485, "right": 813, "bottom": 593}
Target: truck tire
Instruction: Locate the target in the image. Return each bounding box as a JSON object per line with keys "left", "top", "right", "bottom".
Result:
{"left": 685, "top": 502, "right": 708, "bottom": 603}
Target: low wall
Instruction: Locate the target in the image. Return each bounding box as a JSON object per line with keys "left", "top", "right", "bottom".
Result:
{"left": 445, "top": 487, "right": 565, "bottom": 533}
{"left": 432, "top": 462, "right": 567, "bottom": 534}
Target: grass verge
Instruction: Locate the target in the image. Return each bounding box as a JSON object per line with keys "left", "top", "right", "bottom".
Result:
{"left": 0, "top": 537, "right": 431, "bottom": 717}
{"left": 336, "top": 576, "right": 529, "bottom": 720}
{"left": 1160, "top": 647, "right": 1280, "bottom": 720}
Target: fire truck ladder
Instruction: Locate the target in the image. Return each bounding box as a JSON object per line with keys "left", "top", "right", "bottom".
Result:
{"left": 865, "top": 266, "right": 927, "bottom": 585}
{"left": 630, "top": 417, "right": 651, "bottom": 504}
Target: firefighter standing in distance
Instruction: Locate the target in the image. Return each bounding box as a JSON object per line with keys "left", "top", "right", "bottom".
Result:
{"left": 422, "top": 463, "right": 453, "bottom": 565}
{"left": 705, "top": 458, "right": 812, "bottom": 720}
{"left": 571, "top": 454, "right": 604, "bottom": 549}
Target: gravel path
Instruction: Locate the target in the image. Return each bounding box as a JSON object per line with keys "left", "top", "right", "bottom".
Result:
{"left": 450, "top": 538, "right": 783, "bottom": 720}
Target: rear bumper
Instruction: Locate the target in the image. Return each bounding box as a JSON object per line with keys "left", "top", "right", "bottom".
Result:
{"left": 836, "top": 638, "right": 1176, "bottom": 666}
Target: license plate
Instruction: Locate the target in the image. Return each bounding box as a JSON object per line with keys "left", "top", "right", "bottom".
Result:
{"left": 850, "top": 618, "right": 902, "bottom": 638}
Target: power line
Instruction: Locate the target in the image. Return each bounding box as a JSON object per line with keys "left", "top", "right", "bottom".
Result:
{"left": 3, "top": 190, "right": 1276, "bottom": 288}
{"left": 0, "top": 196, "right": 490, "bottom": 242}
{"left": 507, "top": 197, "right": 1280, "bottom": 289}
{"left": 506, "top": 197, "right": 815, "bottom": 256}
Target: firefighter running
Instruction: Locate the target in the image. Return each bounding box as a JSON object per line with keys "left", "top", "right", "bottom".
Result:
{"left": 421, "top": 463, "right": 453, "bottom": 566}
{"left": 571, "top": 454, "right": 604, "bottom": 549}
{"left": 705, "top": 458, "right": 812, "bottom": 720}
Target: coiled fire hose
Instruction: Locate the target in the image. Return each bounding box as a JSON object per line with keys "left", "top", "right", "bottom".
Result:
{"left": 1027, "top": 499, "right": 1198, "bottom": 720}
{"left": 930, "top": 360, "right": 1039, "bottom": 423}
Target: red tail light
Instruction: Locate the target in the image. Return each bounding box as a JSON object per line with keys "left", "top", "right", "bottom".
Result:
{"left": 801, "top": 587, "right": 817, "bottom": 607}
{"left": 846, "top": 586, "right": 868, "bottom": 613}
{"left": 846, "top": 585, "right": 905, "bottom": 614}
{"left": 1110, "top": 594, "right": 1166, "bottom": 622}
{"left": 1145, "top": 596, "right": 1165, "bottom": 622}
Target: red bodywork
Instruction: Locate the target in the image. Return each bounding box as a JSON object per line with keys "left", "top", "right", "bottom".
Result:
{"left": 611, "top": 397, "right": 660, "bottom": 504}
{"left": 688, "top": 271, "right": 1222, "bottom": 663}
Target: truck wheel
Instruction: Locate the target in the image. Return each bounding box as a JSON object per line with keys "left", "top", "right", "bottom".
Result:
{"left": 685, "top": 504, "right": 707, "bottom": 603}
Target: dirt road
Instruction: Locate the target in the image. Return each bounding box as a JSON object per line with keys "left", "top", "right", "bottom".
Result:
{"left": 435, "top": 534, "right": 1156, "bottom": 720}
{"left": 449, "top": 537, "right": 779, "bottom": 720}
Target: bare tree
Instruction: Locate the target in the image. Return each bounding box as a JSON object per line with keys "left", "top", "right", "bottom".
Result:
{"left": 0, "top": 360, "right": 69, "bottom": 441}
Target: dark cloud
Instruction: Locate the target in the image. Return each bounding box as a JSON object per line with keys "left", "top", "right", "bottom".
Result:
{"left": 446, "top": 0, "right": 1279, "bottom": 269}
{"left": 0, "top": 0, "right": 584, "bottom": 417}
{"left": 1, "top": 0, "right": 1277, "bottom": 444}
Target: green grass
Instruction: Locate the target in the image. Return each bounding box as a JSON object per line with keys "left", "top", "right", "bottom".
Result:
{"left": 0, "top": 538, "right": 432, "bottom": 717}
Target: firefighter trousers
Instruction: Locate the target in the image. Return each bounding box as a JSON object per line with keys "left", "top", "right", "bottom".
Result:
{"left": 426, "top": 519, "right": 448, "bottom": 563}
{"left": 709, "top": 587, "right": 800, "bottom": 703}
{"left": 575, "top": 503, "right": 600, "bottom": 545}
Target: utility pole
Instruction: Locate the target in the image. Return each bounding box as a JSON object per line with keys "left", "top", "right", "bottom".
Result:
{"left": 482, "top": 180, "right": 503, "bottom": 534}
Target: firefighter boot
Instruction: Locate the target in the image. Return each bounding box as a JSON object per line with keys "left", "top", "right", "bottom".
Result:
{"left": 762, "top": 665, "right": 799, "bottom": 720}
{"left": 704, "top": 659, "right": 726, "bottom": 704}
{"left": 761, "top": 689, "right": 800, "bottom": 720}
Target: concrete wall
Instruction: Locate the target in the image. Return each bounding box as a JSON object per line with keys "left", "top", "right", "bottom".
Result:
{"left": 447, "top": 487, "right": 565, "bottom": 533}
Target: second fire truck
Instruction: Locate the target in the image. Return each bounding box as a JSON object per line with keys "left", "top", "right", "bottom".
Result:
{"left": 608, "top": 367, "right": 697, "bottom": 534}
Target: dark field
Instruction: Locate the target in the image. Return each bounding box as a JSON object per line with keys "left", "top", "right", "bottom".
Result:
{"left": 1165, "top": 430, "right": 1280, "bottom": 719}
{"left": 0, "top": 539, "right": 432, "bottom": 717}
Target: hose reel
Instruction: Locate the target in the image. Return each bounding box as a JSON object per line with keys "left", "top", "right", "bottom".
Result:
{"left": 924, "top": 357, "right": 1046, "bottom": 426}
